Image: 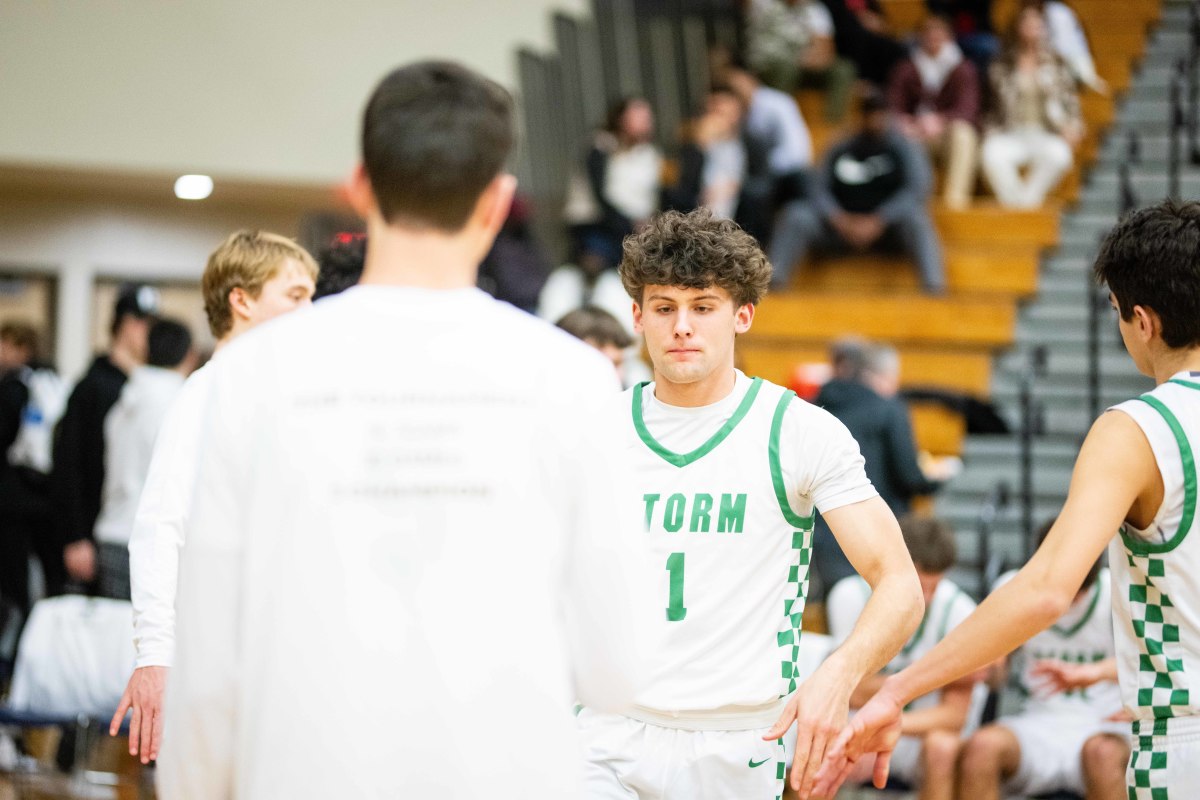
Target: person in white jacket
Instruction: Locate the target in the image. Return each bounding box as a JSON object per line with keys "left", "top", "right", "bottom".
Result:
{"left": 108, "top": 230, "right": 318, "bottom": 761}
{"left": 156, "top": 60, "right": 650, "bottom": 799}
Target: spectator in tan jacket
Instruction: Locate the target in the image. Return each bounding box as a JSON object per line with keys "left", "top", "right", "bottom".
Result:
{"left": 888, "top": 14, "right": 981, "bottom": 209}
{"left": 980, "top": 4, "right": 1082, "bottom": 208}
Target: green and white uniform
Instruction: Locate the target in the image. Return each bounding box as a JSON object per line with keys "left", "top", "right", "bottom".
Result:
{"left": 826, "top": 574, "right": 978, "bottom": 784}
{"left": 1109, "top": 374, "right": 1200, "bottom": 799}
{"left": 578, "top": 371, "right": 876, "bottom": 800}
{"left": 989, "top": 569, "right": 1125, "bottom": 797}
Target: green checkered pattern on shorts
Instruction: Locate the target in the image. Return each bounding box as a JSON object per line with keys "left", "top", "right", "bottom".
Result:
{"left": 1129, "top": 718, "right": 1171, "bottom": 800}
{"left": 777, "top": 527, "right": 813, "bottom": 695}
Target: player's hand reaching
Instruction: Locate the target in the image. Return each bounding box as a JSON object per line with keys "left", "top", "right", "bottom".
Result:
{"left": 109, "top": 666, "right": 169, "bottom": 764}
{"left": 762, "top": 660, "right": 853, "bottom": 799}
{"left": 810, "top": 679, "right": 905, "bottom": 799}
{"left": 1029, "top": 657, "right": 1116, "bottom": 697}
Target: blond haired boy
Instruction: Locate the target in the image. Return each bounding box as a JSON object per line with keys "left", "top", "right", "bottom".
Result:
{"left": 108, "top": 230, "right": 317, "bottom": 761}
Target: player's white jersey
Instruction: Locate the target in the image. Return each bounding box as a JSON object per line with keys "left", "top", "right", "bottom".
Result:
{"left": 994, "top": 569, "right": 1120, "bottom": 716}
{"left": 614, "top": 372, "right": 874, "bottom": 719}
{"left": 828, "top": 574, "right": 975, "bottom": 713}
{"left": 1109, "top": 373, "right": 1200, "bottom": 722}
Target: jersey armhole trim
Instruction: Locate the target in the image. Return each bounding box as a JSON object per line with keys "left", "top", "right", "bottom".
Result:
{"left": 768, "top": 389, "right": 816, "bottom": 529}
{"left": 631, "top": 377, "right": 764, "bottom": 468}
{"left": 1050, "top": 578, "right": 1101, "bottom": 638}
{"left": 1169, "top": 378, "right": 1200, "bottom": 392}
{"left": 1121, "top": 395, "right": 1196, "bottom": 555}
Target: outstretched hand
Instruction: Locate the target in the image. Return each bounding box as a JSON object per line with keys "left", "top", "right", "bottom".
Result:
{"left": 811, "top": 683, "right": 905, "bottom": 799}
{"left": 1029, "top": 658, "right": 1111, "bottom": 697}
{"left": 109, "top": 666, "right": 169, "bottom": 764}
{"left": 761, "top": 662, "right": 852, "bottom": 799}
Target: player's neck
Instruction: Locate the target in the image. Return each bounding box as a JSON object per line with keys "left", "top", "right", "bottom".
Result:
{"left": 359, "top": 223, "right": 479, "bottom": 291}
{"left": 652, "top": 367, "right": 737, "bottom": 408}
{"left": 1151, "top": 346, "right": 1200, "bottom": 385}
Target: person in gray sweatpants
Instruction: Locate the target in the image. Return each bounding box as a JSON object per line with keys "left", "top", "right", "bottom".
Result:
{"left": 769, "top": 92, "right": 945, "bottom": 294}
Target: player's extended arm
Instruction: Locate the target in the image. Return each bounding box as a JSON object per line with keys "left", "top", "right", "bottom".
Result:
{"left": 765, "top": 495, "right": 923, "bottom": 798}
{"left": 899, "top": 681, "right": 974, "bottom": 737}
{"left": 813, "top": 411, "right": 1155, "bottom": 798}
{"left": 1030, "top": 656, "right": 1118, "bottom": 695}
{"left": 849, "top": 672, "right": 888, "bottom": 709}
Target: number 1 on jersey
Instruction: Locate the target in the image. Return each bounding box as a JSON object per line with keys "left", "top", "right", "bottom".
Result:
{"left": 665, "top": 552, "right": 687, "bottom": 621}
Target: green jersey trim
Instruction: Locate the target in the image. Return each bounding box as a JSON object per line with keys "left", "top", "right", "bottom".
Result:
{"left": 631, "top": 377, "right": 764, "bottom": 468}
{"left": 1121, "top": 395, "right": 1197, "bottom": 555}
{"left": 899, "top": 603, "right": 931, "bottom": 657}
{"left": 768, "top": 390, "right": 816, "bottom": 529}
{"left": 1169, "top": 378, "right": 1200, "bottom": 392}
{"left": 1051, "top": 579, "right": 1101, "bottom": 638}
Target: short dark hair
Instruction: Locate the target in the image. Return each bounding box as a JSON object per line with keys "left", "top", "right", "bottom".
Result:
{"left": 0, "top": 321, "right": 38, "bottom": 353}
{"left": 314, "top": 235, "right": 367, "bottom": 300}
{"left": 900, "top": 514, "right": 956, "bottom": 573}
{"left": 146, "top": 319, "right": 192, "bottom": 369}
{"left": 556, "top": 307, "right": 634, "bottom": 349}
{"left": 1035, "top": 518, "right": 1101, "bottom": 590}
{"left": 619, "top": 208, "right": 772, "bottom": 307}
{"left": 1094, "top": 200, "right": 1200, "bottom": 349}
{"left": 362, "top": 61, "right": 514, "bottom": 232}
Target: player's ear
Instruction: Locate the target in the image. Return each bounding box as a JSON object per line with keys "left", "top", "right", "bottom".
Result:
{"left": 631, "top": 301, "right": 644, "bottom": 334}
{"left": 476, "top": 174, "right": 517, "bottom": 238}
{"left": 734, "top": 303, "right": 755, "bottom": 335}
{"left": 1132, "top": 304, "right": 1159, "bottom": 343}
{"left": 345, "top": 163, "right": 377, "bottom": 221}
{"left": 228, "top": 286, "right": 253, "bottom": 323}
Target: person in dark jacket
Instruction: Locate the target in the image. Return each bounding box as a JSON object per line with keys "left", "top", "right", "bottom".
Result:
{"left": 812, "top": 340, "right": 943, "bottom": 591}
{"left": 769, "top": 91, "right": 945, "bottom": 292}
{"left": 53, "top": 284, "right": 157, "bottom": 590}
{"left": 887, "top": 14, "right": 981, "bottom": 208}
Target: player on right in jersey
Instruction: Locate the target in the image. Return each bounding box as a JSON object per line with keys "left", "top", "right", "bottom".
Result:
{"left": 577, "top": 207, "right": 924, "bottom": 800}
{"left": 814, "top": 200, "right": 1200, "bottom": 800}
{"left": 945, "top": 520, "right": 1129, "bottom": 800}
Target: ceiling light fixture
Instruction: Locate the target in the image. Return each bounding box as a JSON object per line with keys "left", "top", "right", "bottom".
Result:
{"left": 174, "top": 174, "right": 213, "bottom": 200}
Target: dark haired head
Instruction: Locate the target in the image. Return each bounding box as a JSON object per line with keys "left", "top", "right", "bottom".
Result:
{"left": 619, "top": 208, "right": 772, "bottom": 307}
{"left": 1093, "top": 200, "right": 1200, "bottom": 349}
{"left": 146, "top": 319, "right": 192, "bottom": 369}
{"left": 556, "top": 306, "right": 634, "bottom": 350}
{"left": 362, "top": 61, "right": 514, "bottom": 232}
{"left": 900, "top": 514, "right": 956, "bottom": 573}
{"left": 315, "top": 235, "right": 367, "bottom": 300}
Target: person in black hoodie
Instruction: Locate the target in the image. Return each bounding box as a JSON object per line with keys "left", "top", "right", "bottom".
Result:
{"left": 812, "top": 339, "right": 943, "bottom": 591}
{"left": 54, "top": 284, "right": 157, "bottom": 591}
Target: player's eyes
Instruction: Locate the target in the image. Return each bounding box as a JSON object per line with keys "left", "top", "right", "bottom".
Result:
{"left": 656, "top": 306, "right": 673, "bottom": 313}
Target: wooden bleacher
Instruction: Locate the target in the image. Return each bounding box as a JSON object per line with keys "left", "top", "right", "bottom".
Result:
{"left": 749, "top": 0, "right": 1158, "bottom": 457}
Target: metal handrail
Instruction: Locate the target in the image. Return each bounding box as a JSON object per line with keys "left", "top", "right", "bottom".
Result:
{"left": 1170, "top": 58, "right": 1187, "bottom": 199}
{"left": 1189, "top": 0, "right": 1200, "bottom": 165}
{"left": 976, "top": 481, "right": 1011, "bottom": 596}
{"left": 1018, "top": 346, "right": 1048, "bottom": 559}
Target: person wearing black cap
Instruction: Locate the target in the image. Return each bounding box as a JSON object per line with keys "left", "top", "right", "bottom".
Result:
{"left": 769, "top": 91, "right": 946, "bottom": 294}
{"left": 52, "top": 283, "right": 157, "bottom": 591}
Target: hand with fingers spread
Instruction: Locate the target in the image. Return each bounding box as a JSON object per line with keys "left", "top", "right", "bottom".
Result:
{"left": 109, "top": 665, "right": 169, "bottom": 764}
{"left": 811, "top": 679, "right": 905, "bottom": 799}
{"left": 1029, "top": 657, "right": 1116, "bottom": 697}
{"left": 762, "top": 659, "right": 856, "bottom": 799}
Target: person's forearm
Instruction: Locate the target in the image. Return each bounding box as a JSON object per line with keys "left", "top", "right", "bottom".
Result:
{"left": 850, "top": 672, "right": 888, "bottom": 709}
{"left": 828, "top": 571, "right": 923, "bottom": 692}
{"left": 887, "top": 567, "right": 1071, "bottom": 706}
{"left": 899, "top": 689, "right": 971, "bottom": 736}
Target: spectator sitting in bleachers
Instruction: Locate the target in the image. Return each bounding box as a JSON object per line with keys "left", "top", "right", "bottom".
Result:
{"left": 826, "top": 514, "right": 983, "bottom": 798}
{"left": 477, "top": 194, "right": 551, "bottom": 314}
{"left": 744, "top": 0, "right": 856, "bottom": 123}
{"left": 820, "top": 0, "right": 909, "bottom": 86}
{"left": 555, "top": 306, "right": 634, "bottom": 384}
{"left": 720, "top": 56, "right": 813, "bottom": 216}
{"left": 663, "top": 86, "right": 747, "bottom": 221}
{"left": 927, "top": 0, "right": 1001, "bottom": 76}
{"left": 1035, "top": 0, "right": 1108, "bottom": 94}
{"left": 562, "top": 97, "right": 662, "bottom": 274}
{"left": 314, "top": 233, "right": 366, "bottom": 301}
{"left": 768, "top": 91, "right": 945, "bottom": 293}
{"left": 887, "top": 13, "right": 981, "bottom": 209}
{"left": 981, "top": 3, "right": 1082, "bottom": 209}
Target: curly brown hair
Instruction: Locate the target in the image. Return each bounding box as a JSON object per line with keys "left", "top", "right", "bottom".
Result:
{"left": 618, "top": 208, "right": 772, "bottom": 307}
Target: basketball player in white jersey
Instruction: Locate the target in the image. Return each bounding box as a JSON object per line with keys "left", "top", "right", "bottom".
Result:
{"left": 814, "top": 200, "right": 1200, "bottom": 800}
{"left": 825, "top": 515, "right": 979, "bottom": 799}
{"left": 577, "top": 207, "right": 925, "bottom": 799}
{"left": 108, "top": 231, "right": 318, "bottom": 762}
{"left": 941, "top": 522, "right": 1127, "bottom": 800}
{"left": 158, "top": 61, "right": 649, "bottom": 799}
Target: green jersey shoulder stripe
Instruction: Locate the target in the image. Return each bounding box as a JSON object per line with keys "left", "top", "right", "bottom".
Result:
{"left": 1122, "top": 394, "right": 1197, "bottom": 555}
{"left": 631, "top": 377, "right": 764, "bottom": 468}
{"left": 767, "top": 389, "right": 815, "bottom": 529}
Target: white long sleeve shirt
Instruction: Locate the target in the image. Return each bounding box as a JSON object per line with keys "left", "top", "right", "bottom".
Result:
{"left": 94, "top": 366, "right": 185, "bottom": 546}
{"left": 158, "top": 286, "right": 652, "bottom": 799}
{"left": 126, "top": 362, "right": 214, "bottom": 668}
